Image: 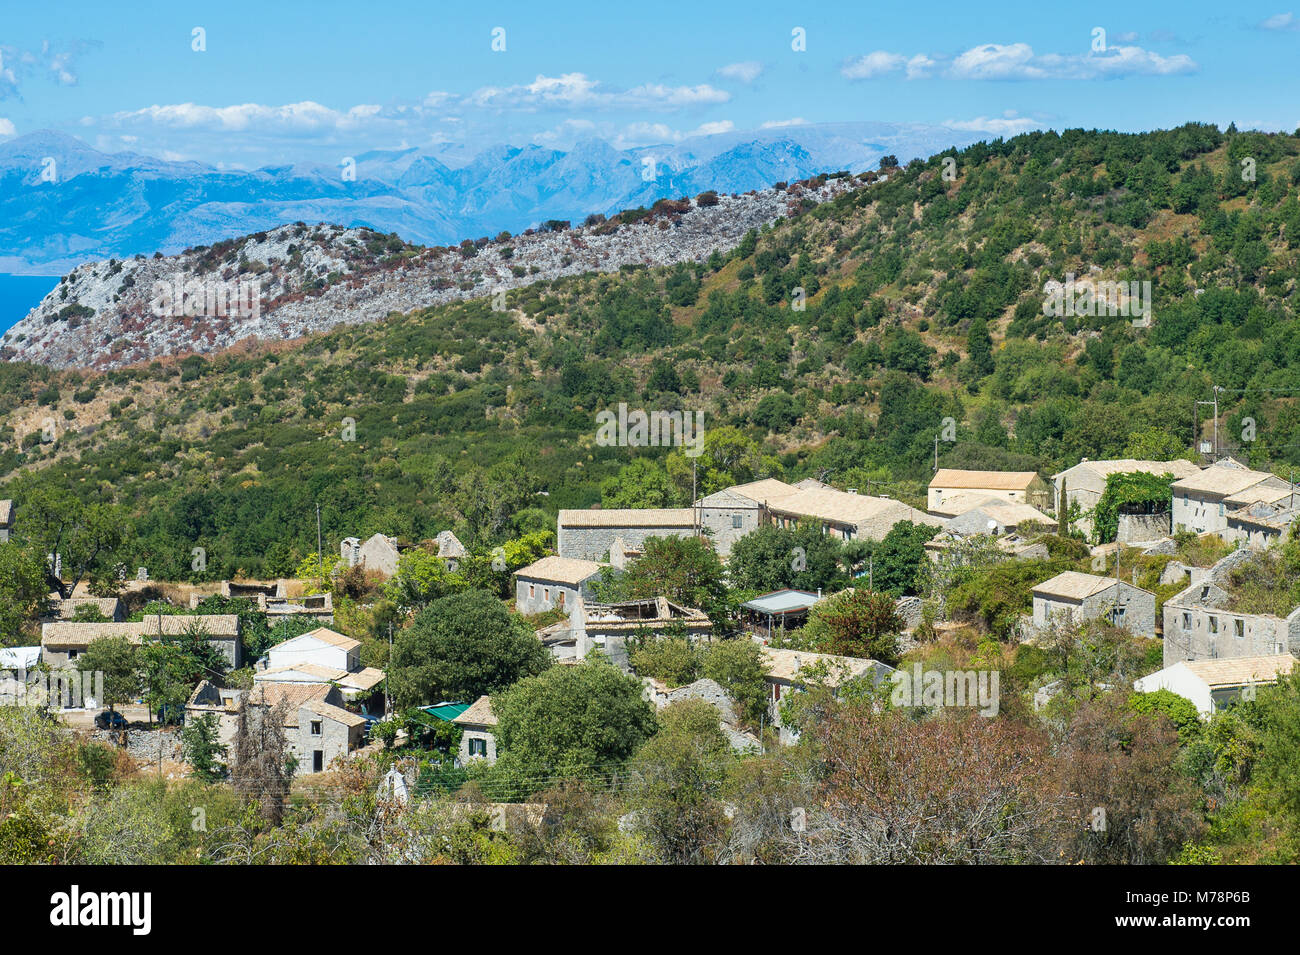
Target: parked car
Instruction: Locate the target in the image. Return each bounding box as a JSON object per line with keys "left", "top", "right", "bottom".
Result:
{"left": 94, "top": 709, "right": 128, "bottom": 730}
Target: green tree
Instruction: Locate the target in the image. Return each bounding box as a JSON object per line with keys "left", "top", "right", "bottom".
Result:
{"left": 181, "top": 713, "right": 228, "bottom": 781}
{"left": 967, "top": 317, "right": 995, "bottom": 379}
{"left": 627, "top": 699, "right": 733, "bottom": 864}
{"left": 0, "top": 545, "right": 49, "bottom": 646}
{"left": 492, "top": 657, "right": 657, "bottom": 781}
{"left": 600, "top": 535, "right": 730, "bottom": 625}
{"left": 601, "top": 458, "right": 681, "bottom": 509}
{"left": 76, "top": 636, "right": 140, "bottom": 713}
{"left": 701, "top": 638, "right": 769, "bottom": 727}
{"left": 389, "top": 590, "right": 550, "bottom": 707}
{"left": 800, "top": 589, "right": 903, "bottom": 664}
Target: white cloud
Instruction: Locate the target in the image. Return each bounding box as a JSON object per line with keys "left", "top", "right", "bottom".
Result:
{"left": 760, "top": 117, "right": 808, "bottom": 128}
{"left": 1260, "top": 12, "right": 1300, "bottom": 30}
{"left": 841, "top": 51, "right": 907, "bottom": 79}
{"left": 944, "top": 112, "right": 1044, "bottom": 136}
{"left": 841, "top": 41, "right": 1196, "bottom": 84}
{"left": 468, "top": 72, "right": 729, "bottom": 110}
{"left": 0, "top": 117, "right": 15, "bottom": 137}
{"left": 947, "top": 42, "right": 1196, "bottom": 80}
{"left": 105, "top": 101, "right": 388, "bottom": 133}
{"left": 718, "top": 61, "right": 764, "bottom": 83}
{"left": 612, "top": 119, "right": 736, "bottom": 149}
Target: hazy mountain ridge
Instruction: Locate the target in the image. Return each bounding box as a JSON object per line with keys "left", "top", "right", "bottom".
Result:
{"left": 0, "top": 122, "right": 982, "bottom": 273}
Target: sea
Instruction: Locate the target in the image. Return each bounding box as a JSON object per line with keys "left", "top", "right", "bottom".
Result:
{"left": 0, "top": 274, "right": 59, "bottom": 339}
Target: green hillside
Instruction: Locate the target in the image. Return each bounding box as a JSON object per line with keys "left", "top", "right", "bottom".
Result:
{"left": 4, "top": 122, "right": 1300, "bottom": 580}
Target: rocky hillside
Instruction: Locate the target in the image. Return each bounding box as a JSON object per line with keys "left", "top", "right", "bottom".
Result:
{"left": 1, "top": 176, "right": 856, "bottom": 369}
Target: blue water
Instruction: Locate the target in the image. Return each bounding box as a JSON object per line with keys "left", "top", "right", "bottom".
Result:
{"left": 0, "top": 274, "right": 60, "bottom": 338}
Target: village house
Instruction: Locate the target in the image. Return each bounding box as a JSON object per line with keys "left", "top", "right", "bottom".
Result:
{"left": 1030, "top": 571, "right": 1157, "bottom": 637}
{"left": 41, "top": 596, "right": 124, "bottom": 623}
{"left": 0, "top": 499, "right": 13, "bottom": 543}
{"left": 40, "top": 614, "right": 243, "bottom": 668}
{"left": 1225, "top": 496, "right": 1300, "bottom": 548}
{"left": 1134, "top": 655, "right": 1296, "bottom": 717}
{"left": 759, "top": 484, "right": 942, "bottom": 542}
{"left": 193, "top": 582, "right": 334, "bottom": 625}
{"left": 434, "top": 530, "right": 467, "bottom": 572}
{"left": 928, "top": 469, "right": 1053, "bottom": 515}
{"left": 692, "top": 489, "right": 763, "bottom": 557}
{"left": 254, "top": 627, "right": 384, "bottom": 707}
{"left": 1171, "top": 461, "right": 1291, "bottom": 535}
{"left": 556, "top": 508, "right": 698, "bottom": 561}
{"left": 453, "top": 695, "right": 498, "bottom": 765}
{"left": 185, "top": 681, "right": 244, "bottom": 748}
{"left": 571, "top": 595, "right": 713, "bottom": 668}
{"left": 340, "top": 533, "right": 405, "bottom": 577}
{"left": 1051, "top": 459, "right": 1202, "bottom": 539}
{"left": 761, "top": 646, "right": 894, "bottom": 745}
{"left": 514, "top": 555, "right": 605, "bottom": 615}
{"left": 642, "top": 676, "right": 760, "bottom": 752}
{"left": 943, "top": 501, "right": 1055, "bottom": 537}
{"left": 1162, "top": 549, "right": 1300, "bottom": 667}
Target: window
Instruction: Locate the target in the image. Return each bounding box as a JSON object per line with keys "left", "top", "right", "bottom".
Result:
{"left": 732, "top": 514, "right": 743, "bottom": 529}
{"left": 529, "top": 584, "right": 535, "bottom": 598}
{"left": 1234, "top": 619, "right": 1244, "bottom": 639}
{"left": 543, "top": 588, "right": 550, "bottom": 602}
{"left": 469, "top": 738, "right": 487, "bottom": 757}
{"left": 1182, "top": 613, "right": 1192, "bottom": 631}
{"left": 557, "top": 591, "right": 565, "bottom": 609}
{"left": 1209, "top": 616, "right": 1219, "bottom": 634}
{"left": 312, "top": 751, "right": 324, "bottom": 772}
{"left": 310, "top": 720, "right": 322, "bottom": 736}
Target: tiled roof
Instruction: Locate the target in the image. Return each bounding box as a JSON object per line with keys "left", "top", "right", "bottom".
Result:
{"left": 694, "top": 489, "right": 763, "bottom": 508}
{"left": 726, "top": 478, "right": 800, "bottom": 503}
{"left": 929, "top": 469, "right": 1042, "bottom": 491}
{"left": 1055, "top": 459, "right": 1201, "bottom": 482}
{"left": 766, "top": 487, "right": 941, "bottom": 529}
{"left": 41, "top": 614, "right": 240, "bottom": 648}
{"left": 557, "top": 508, "right": 696, "bottom": 528}
{"left": 299, "top": 627, "right": 360, "bottom": 651}
{"left": 453, "top": 694, "right": 497, "bottom": 727}
{"left": 1032, "top": 571, "right": 1126, "bottom": 601}
{"left": 760, "top": 646, "right": 883, "bottom": 685}
{"left": 1172, "top": 464, "right": 1284, "bottom": 497}
{"left": 49, "top": 597, "right": 122, "bottom": 621}
{"left": 246, "top": 682, "right": 333, "bottom": 727}
{"left": 301, "top": 698, "right": 368, "bottom": 728}
{"left": 514, "top": 555, "right": 606, "bottom": 586}
{"left": 1182, "top": 655, "right": 1296, "bottom": 687}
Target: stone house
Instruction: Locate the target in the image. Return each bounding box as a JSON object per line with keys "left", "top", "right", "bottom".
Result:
{"left": 1162, "top": 550, "right": 1300, "bottom": 666}
{"left": 1134, "top": 655, "right": 1296, "bottom": 717}
{"left": 40, "top": 614, "right": 243, "bottom": 668}
{"left": 1051, "top": 459, "right": 1201, "bottom": 539}
{"left": 761, "top": 646, "right": 894, "bottom": 745}
{"left": 514, "top": 555, "right": 605, "bottom": 615}
{"left": 434, "top": 530, "right": 467, "bottom": 572}
{"left": 340, "top": 533, "right": 404, "bottom": 577}
{"left": 0, "top": 499, "right": 13, "bottom": 543}
{"left": 692, "top": 489, "right": 763, "bottom": 558}
{"left": 1030, "top": 571, "right": 1157, "bottom": 637}
{"left": 642, "top": 676, "right": 760, "bottom": 752}
{"left": 928, "top": 470, "right": 1052, "bottom": 515}
{"left": 185, "top": 681, "right": 244, "bottom": 748}
{"left": 244, "top": 681, "right": 367, "bottom": 775}
{"left": 944, "top": 501, "right": 1055, "bottom": 537}
{"left": 760, "top": 485, "right": 942, "bottom": 542}
{"left": 453, "top": 695, "right": 498, "bottom": 764}
{"left": 42, "top": 597, "right": 124, "bottom": 623}
{"left": 1171, "top": 462, "right": 1291, "bottom": 535}
{"left": 572, "top": 595, "right": 713, "bottom": 668}
{"left": 556, "top": 508, "right": 697, "bottom": 561}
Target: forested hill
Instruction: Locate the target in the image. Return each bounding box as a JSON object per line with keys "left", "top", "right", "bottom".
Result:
{"left": 3, "top": 121, "right": 1300, "bottom": 581}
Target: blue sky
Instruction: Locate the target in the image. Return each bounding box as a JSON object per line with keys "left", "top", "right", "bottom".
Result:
{"left": 2, "top": 0, "right": 1298, "bottom": 167}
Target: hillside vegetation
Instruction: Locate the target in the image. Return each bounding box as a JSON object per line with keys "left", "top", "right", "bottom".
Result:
{"left": 3, "top": 122, "right": 1300, "bottom": 580}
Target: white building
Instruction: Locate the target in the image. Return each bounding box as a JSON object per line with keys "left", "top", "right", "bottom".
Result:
{"left": 1134, "top": 655, "right": 1296, "bottom": 717}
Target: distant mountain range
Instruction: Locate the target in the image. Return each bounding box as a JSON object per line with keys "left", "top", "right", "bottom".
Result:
{"left": 0, "top": 123, "right": 985, "bottom": 273}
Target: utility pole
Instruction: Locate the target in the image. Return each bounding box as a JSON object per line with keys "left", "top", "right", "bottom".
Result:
{"left": 385, "top": 622, "right": 393, "bottom": 716}
{"left": 933, "top": 434, "right": 939, "bottom": 472}
{"left": 1212, "top": 385, "right": 1220, "bottom": 462}
{"left": 316, "top": 502, "right": 323, "bottom": 589}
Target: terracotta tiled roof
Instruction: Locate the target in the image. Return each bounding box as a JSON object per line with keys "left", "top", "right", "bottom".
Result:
{"left": 557, "top": 508, "right": 696, "bottom": 528}
{"left": 453, "top": 695, "right": 497, "bottom": 727}
{"left": 514, "top": 555, "right": 606, "bottom": 586}
{"left": 929, "top": 469, "right": 1042, "bottom": 491}
{"left": 1182, "top": 655, "right": 1296, "bottom": 687}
